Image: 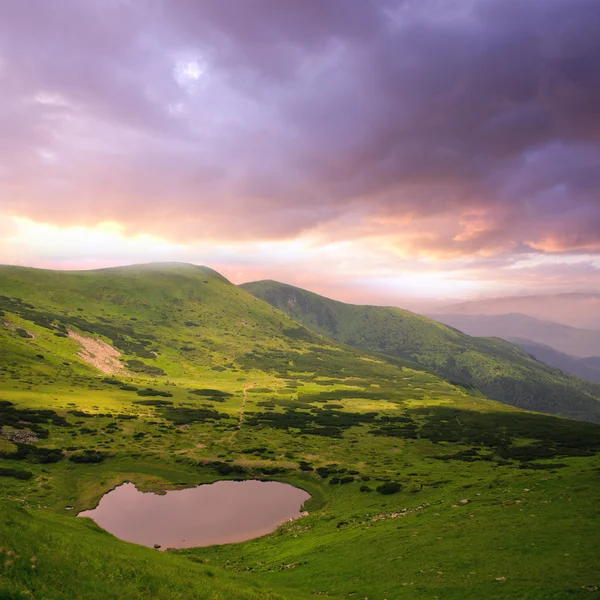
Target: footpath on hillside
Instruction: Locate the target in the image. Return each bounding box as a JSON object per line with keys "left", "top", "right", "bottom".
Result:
{"left": 229, "top": 383, "right": 254, "bottom": 441}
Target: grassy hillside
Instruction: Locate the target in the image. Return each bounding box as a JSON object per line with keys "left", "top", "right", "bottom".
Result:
{"left": 0, "top": 500, "right": 309, "bottom": 600}
{"left": 1, "top": 263, "right": 600, "bottom": 599}
{"left": 241, "top": 280, "right": 600, "bottom": 422}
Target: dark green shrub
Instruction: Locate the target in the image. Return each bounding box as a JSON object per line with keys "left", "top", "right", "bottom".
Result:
{"left": 1, "top": 444, "right": 63, "bottom": 464}
{"left": 69, "top": 451, "right": 106, "bottom": 464}
{"left": 316, "top": 467, "right": 333, "bottom": 478}
{"left": 136, "top": 389, "right": 173, "bottom": 398}
{"left": 0, "top": 467, "right": 33, "bottom": 480}
{"left": 134, "top": 399, "right": 173, "bottom": 406}
{"left": 162, "top": 407, "right": 229, "bottom": 425}
{"left": 189, "top": 389, "right": 233, "bottom": 398}
{"left": 376, "top": 481, "right": 402, "bottom": 495}
{"left": 126, "top": 360, "right": 166, "bottom": 376}
{"left": 258, "top": 466, "right": 286, "bottom": 475}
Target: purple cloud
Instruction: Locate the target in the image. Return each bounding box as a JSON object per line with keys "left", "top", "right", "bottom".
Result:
{"left": 1, "top": 0, "right": 600, "bottom": 258}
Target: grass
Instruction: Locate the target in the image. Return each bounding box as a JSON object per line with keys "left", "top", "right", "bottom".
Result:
{"left": 0, "top": 262, "right": 599, "bottom": 599}
{"left": 0, "top": 500, "right": 312, "bottom": 600}
{"left": 241, "top": 280, "right": 600, "bottom": 422}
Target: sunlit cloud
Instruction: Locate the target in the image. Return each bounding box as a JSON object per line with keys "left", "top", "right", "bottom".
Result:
{"left": 1, "top": 1, "right": 600, "bottom": 307}
{"left": 0, "top": 215, "right": 573, "bottom": 310}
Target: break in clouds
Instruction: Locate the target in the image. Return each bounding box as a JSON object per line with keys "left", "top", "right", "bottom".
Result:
{"left": 1, "top": 0, "right": 600, "bottom": 288}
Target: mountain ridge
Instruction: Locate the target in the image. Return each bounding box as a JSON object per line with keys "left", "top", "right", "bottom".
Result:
{"left": 429, "top": 312, "right": 600, "bottom": 358}
{"left": 2, "top": 262, "right": 600, "bottom": 599}
{"left": 241, "top": 279, "right": 600, "bottom": 423}
{"left": 439, "top": 293, "right": 600, "bottom": 329}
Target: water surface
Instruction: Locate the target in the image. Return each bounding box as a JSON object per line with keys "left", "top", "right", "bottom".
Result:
{"left": 78, "top": 480, "right": 310, "bottom": 549}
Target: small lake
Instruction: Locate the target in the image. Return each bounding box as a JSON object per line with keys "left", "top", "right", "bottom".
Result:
{"left": 78, "top": 480, "right": 311, "bottom": 549}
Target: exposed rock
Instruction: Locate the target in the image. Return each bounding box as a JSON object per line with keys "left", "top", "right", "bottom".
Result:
{"left": 1, "top": 428, "right": 39, "bottom": 444}
{"left": 68, "top": 329, "right": 127, "bottom": 375}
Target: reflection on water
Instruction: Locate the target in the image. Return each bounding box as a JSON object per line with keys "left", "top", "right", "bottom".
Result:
{"left": 78, "top": 480, "right": 310, "bottom": 549}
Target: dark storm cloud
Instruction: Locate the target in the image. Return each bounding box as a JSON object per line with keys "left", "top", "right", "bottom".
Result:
{"left": 1, "top": 0, "right": 600, "bottom": 254}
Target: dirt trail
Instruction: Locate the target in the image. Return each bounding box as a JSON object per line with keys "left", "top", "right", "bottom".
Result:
{"left": 68, "top": 329, "right": 127, "bottom": 375}
{"left": 229, "top": 383, "right": 254, "bottom": 441}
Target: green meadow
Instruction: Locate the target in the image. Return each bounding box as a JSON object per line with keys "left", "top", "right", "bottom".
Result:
{"left": 1, "top": 263, "right": 599, "bottom": 599}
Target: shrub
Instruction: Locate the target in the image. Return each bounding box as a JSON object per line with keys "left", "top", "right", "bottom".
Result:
{"left": 316, "top": 467, "right": 333, "bottom": 478}
{"left": 134, "top": 399, "right": 173, "bottom": 406}
{"left": 0, "top": 467, "right": 33, "bottom": 480}
{"left": 126, "top": 360, "right": 166, "bottom": 377}
{"left": 136, "top": 389, "right": 173, "bottom": 398}
{"left": 376, "top": 481, "right": 402, "bottom": 495}
{"left": 1, "top": 444, "right": 63, "bottom": 464}
{"left": 205, "top": 461, "right": 249, "bottom": 476}
{"left": 161, "top": 407, "right": 229, "bottom": 425}
{"left": 189, "top": 389, "right": 233, "bottom": 398}
{"left": 258, "top": 466, "right": 286, "bottom": 475}
{"left": 69, "top": 451, "right": 106, "bottom": 464}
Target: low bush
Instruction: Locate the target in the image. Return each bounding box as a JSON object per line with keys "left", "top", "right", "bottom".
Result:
{"left": 376, "top": 481, "right": 402, "bottom": 495}
{"left": 136, "top": 389, "right": 173, "bottom": 398}
{"left": 126, "top": 360, "right": 166, "bottom": 377}
{"left": 68, "top": 451, "right": 107, "bottom": 464}
{"left": 0, "top": 467, "right": 33, "bottom": 480}
{"left": 189, "top": 389, "right": 233, "bottom": 398}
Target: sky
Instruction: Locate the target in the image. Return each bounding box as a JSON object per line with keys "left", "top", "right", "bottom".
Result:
{"left": 2, "top": 0, "right": 600, "bottom": 309}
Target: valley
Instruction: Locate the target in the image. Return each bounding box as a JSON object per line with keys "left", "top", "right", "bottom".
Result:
{"left": 1, "top": 264, "right": 600, "bottom": 599}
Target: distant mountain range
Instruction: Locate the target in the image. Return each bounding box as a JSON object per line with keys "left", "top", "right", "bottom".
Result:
{"left": 509, "top": 339, "right": 600, "bottom": 384}
{"left": 428, "top": 313, "right": 600, "bottom": 358}
{"left": 440, "top": 293, "right": 600, "bottom": 329}
{"left": 241, "top": 280, "right": 600, "bottom": 422}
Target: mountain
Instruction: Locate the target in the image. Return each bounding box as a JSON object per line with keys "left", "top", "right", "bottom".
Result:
{"left": 507, "top": 338, "right": 600, "bottom": 383}
{"left": 440, "top": 293, "right": 600, "bottom": 329}
{"left": 2, "top": 263, "right": 600, "bottom": 600}
{"left": 241, "top": 280, "right": 600, "bottom": 422}
{"left": 0, "top": 262, "right": 453, "bottom": 387}
{"left": 429, "top": 313, "right": 600, "bottom": 358}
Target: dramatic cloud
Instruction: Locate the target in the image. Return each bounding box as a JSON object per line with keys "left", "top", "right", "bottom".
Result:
{"left": 1, "top": 0, "right": 600, "bottom": 302}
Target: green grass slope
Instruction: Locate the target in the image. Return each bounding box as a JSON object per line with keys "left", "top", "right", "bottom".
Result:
{"left": 241, "top": 280, "right": 600, "bottom": 422}
{"left": 1, "top": 262, "right": 600, "bottom": 599}
{"left": 0, "top": 500, "right": 313, "bottom": 600}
